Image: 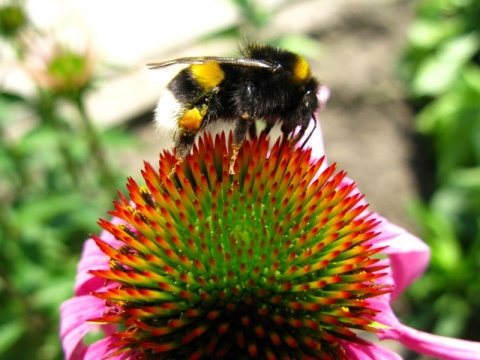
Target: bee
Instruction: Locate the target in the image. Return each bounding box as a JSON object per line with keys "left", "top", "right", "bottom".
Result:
{"left": 148, "top": 42, "right": 319, "bottom": 174}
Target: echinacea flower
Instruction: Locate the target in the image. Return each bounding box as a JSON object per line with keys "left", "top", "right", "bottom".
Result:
{"left": 60, "top": 90, "right": 480, "bottom": 359}
{"left": 23, "top": 32, "right": 95, "bottom": 97}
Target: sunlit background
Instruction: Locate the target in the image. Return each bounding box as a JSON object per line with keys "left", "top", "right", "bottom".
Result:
{"left": 1, "top": 0, "right": 479, "bottom": 359}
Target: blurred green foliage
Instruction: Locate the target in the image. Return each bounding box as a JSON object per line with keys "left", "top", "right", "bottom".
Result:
{"left": 402, "top": 0, "right": 480, "bottom": 343}
{"left": 0, "top": 2, "right": 133, "bottom": 359}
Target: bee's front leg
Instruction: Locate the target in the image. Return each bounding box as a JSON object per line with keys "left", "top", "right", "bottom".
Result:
{"left": 169, "top": 133, "right": 196, "bottom": 178}
{"left": 169, "top": 104, "right": 208, "bottom": 178}
{"left": 230, "top": 117, "right": 253, "bottom": 174}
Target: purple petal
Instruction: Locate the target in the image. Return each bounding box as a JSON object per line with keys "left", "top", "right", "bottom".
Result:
{"left": 365, "top": 259, "right": 400, "bottom": 327}
{"left": 303, "top": 116, "right": 326, "bottom": 162}
{"left": 382, "top": 323, "right": 480, "bottom": 360}
{"left": 74, "top": 219, "right": 125, "bottom": 295}
{"left": 342, "top": 340, "right": 402, "bottom": 360}
{"left": 303, "top": 86, "right": 330, "bottom": 160}
{"left": 83, "top": 336, "right": 129, "bottom": 360}
{"left": 60, "top": 295, "right": 108, "bottom": 360}
{"left": 335, "top": 175, "right": 431, "bottom": 300}
{"left": 368, "top": 233, "right": 480, "bottom": 359}
{"left": 74, "top": 238, "right": 111, "bottom": 295}
{"left": 317, "top": 85, "right": 330, "bottom": 110}
{"left": 373, "top": 215, "right": 430, "bottom": 300}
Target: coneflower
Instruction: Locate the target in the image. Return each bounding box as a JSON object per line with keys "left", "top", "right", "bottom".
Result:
{"left": 61, "top": 93, "right": 480, "bottom": 360}
{"left": 88, "top": 132, "right": 392, "bottom": 359}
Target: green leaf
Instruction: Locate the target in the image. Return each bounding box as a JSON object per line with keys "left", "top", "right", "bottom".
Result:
{"left": 433, "top": 294, "right": 470, "bottom": 338}
{"left": 33, "top": 272, "right": 77, "bottom": 312}
{"left": 408, "top": 200, "right": 461, "bottom": 271}
{"left": 412, "top": 33, "right": 479, "bottom": 96}
{"left": 446, "top": 167, "right": 480, "bottom": 189}
{"left": 13, "top": 192, "right": 98, "bottom": 234}
{"left": 0, "top": 91, "right": 28, "bottom": 105}
{"left": 0, "top": 320, "right": 25, "bottom": 354}
{"left": 409, "top": 18, "right": 460, "bottom": 49}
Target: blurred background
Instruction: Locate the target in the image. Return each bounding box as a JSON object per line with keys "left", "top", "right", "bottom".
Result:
{"left": 1, "top": 0, "right": 479, "bottom": 359}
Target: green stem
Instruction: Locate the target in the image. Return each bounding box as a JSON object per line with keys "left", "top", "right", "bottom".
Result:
{"left": 73, "top": 94, "right": 117, "bottom": 195}
{"left": 0, "top": 124, "right": 29, "bottom": 192}
{"left": 0, "top": 204, "right": 36, "bottom": 326}
{"left": 38, "top": 91, "right": 81, "bottom": 188}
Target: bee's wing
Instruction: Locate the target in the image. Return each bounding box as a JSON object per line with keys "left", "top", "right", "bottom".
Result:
{"left": 147, "top": 56, "right": 276, "bottom": 70}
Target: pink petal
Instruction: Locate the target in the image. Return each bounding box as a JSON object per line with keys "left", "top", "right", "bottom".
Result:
{"left": 303, "top": 116, "right": 326, "bottom": 162}
{"left": 334, "top": 174, "right": 430, "bottom": 300}
{"left": 373, "top": 216, "right": 430, "bottom": 300}
{"left": 342, "top": 340, "right": 402, "bottom": 360}
{"left": 83, "top": 336, "right": 129, "bottom": 360}
{"left": 74, "top": 238, "right": 111, "bottom": 295}
{"left": 382, "top": 323, "right": 480, "bottom": 360}
{"left": 317, "top": 85, "right": 331, "bottom": 110}
{"left": 60, "top": 295, "right": 108, "bottom": 360}
{"left": 75, "top": 219, "right": 125, "bottom": 295}
{"left": 303, "top": 86, "right": 330, "bottom": 160}
{"left": 368, "top": 233, "right": 480, "bottom": 360}
{"left": 365, "top": 259, "right": 399, "bottom": 327}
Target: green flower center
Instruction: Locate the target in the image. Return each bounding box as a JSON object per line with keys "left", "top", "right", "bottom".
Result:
{"left": 89, "top": 133, "right": 391, "bottom": 359}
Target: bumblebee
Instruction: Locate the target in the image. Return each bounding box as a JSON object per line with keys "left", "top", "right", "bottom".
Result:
{"left": 148, "top": 42, "right": 319, "bottom": 174}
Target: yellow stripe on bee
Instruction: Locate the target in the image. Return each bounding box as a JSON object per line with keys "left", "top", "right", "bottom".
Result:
{"left": 190, "top": 61, "right": 225, "bottom": 90}
{"left": 292, "top": 56, "right": 311, "bottom": 82}
{"left": 178, "top": 105, "right": 208, "bottom": 133}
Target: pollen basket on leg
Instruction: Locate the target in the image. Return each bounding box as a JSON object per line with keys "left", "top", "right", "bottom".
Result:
{"left": 178, "top": 105, "right": 208, "bottom": 133}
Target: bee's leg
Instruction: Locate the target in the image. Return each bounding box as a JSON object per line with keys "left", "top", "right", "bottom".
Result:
{"left": 230, "top": 118, "right": 252, "bottom": 174}
{"left": 263, "top": 117, "right": 276, "bottom": 136}
{"left": 230, "top": 82, "right": 256, "bottom": 173}
{"left": 169, "top": 104, "right": 208, "bottom": 178}
{"left": 281, "top": 116, "right": 309, "bottom": 149}
{"left": 169, "top": 133, "right": 196, "bottom": 178}
{"left": 290, "top": 123, "right": 308, "bottom": 146}
{"left": 288, "top": 114, "right": 317, "bottom": 150}
{"left": 248, "top": 120, "right": 257, "bottom": 140}
{"left": 298, "top": 114, "right": 317, "bottom": 149}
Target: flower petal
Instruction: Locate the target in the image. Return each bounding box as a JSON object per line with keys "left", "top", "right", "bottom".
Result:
{"left": 374, "top": 216, "right": 430, "bottom": 300}
{"left": 60, "top": 295, "right": 107, "bottom": 360}
{"left": 303, "top": 115, "right": 326, "bottom": 162}
{"left": 369, "top": 235, "right": 480, "bottom": 359}
{"left": 74, "top": 218, "right": 125, "bottom": 295}
{"left": 366, "top": 259, "right": 400, "bottom": 327}
{"left": 83, "top": 336, "right": 127, "bottom": 360}
{"left": 342, "top": 340, "right": 402, "bottom": 360}
{"left": 382, "top": 322, "right": 480, "bottom": 360}
{"left": 335, "top": 174, "right": 430, "bottom": 300}
{"left": 74, "top": 238, "right": 111, "bottom": 295}
{"left": 317, "top": 85, "right": 330, "bottom": 110}
{"left": 303, "top": 86, "right": 330, "bottom": 160}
